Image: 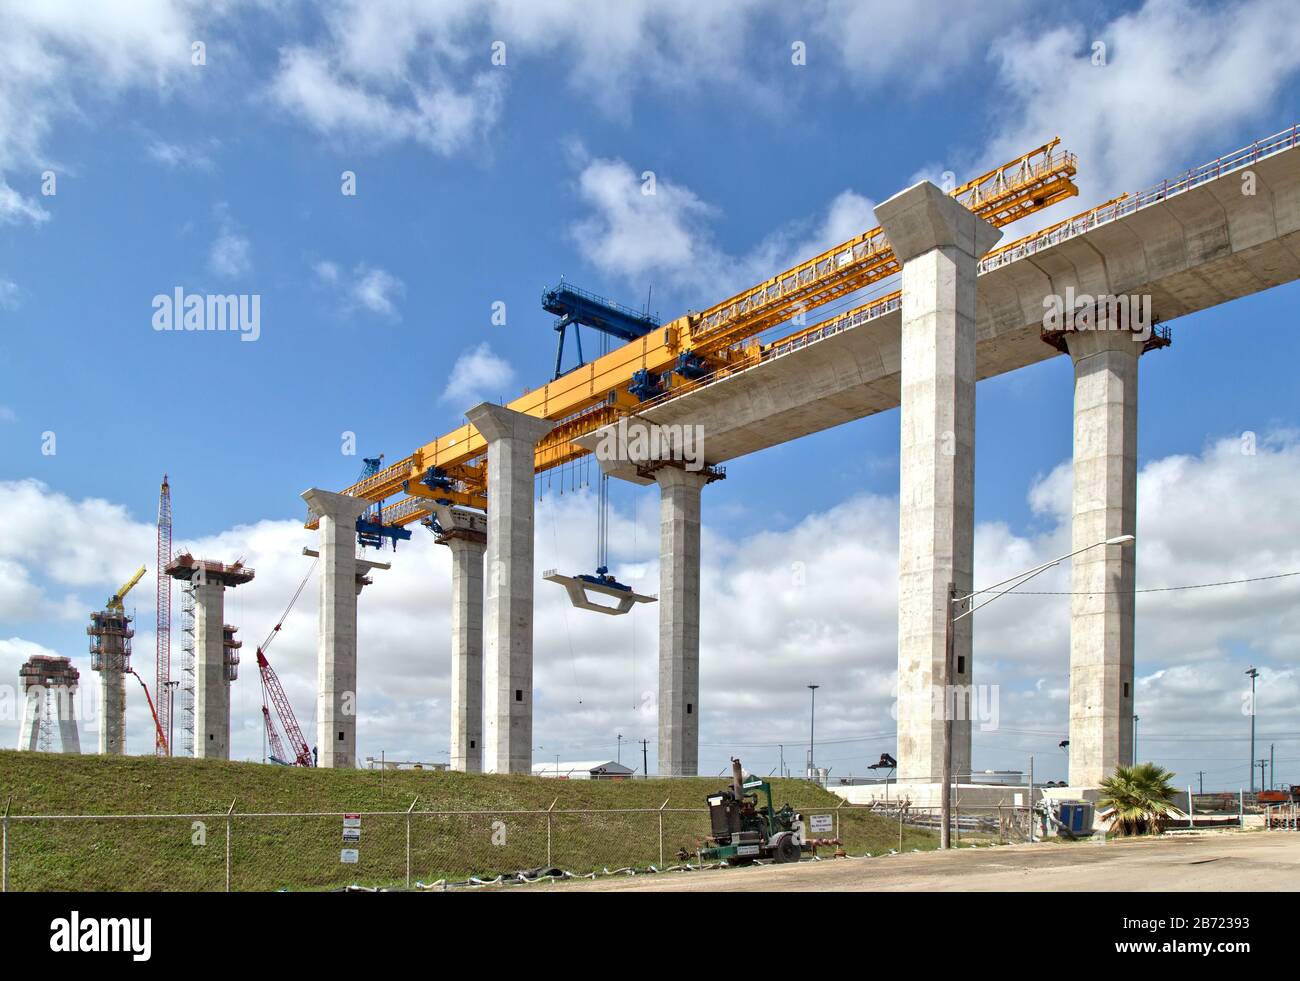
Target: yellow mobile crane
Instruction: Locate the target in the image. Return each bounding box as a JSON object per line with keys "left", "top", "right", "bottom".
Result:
{"left": 311, "top": 139, "right": 1081, "bottom": 532}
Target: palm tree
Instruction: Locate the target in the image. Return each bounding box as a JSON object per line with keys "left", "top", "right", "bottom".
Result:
{"left": 1098, "top": 763, "right": 1180, "bottom": 836}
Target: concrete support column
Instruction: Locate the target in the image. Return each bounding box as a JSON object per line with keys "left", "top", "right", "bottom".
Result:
{"left": 655, "top": 466, "right": 710, "bottom": 776}
{"left": 1064, "top": 328, "right": 1142, "bottom": 787}
{"left": 192, "top": 581, "right": 230, "bottom": 759}
{"left": 99, "top": 670, "right": 125, "bottom": 755}
{"left": 434, "top": 505, "right": 489, "bottom": 773}
{"left": 18, "top": 690, "right": 39, "bottom": 751}
{"left": 876, "top": 182, "right": 1001, "bottom": 784}
{"left": 464, "top": 403, "right": 554, "bottom": 775}
{"left": 302, "top": 488, "right": 372, "bottom": 769}
{"left": 448, "top": 537, "right": 486, "bottom": 772}
{"left": 58, "top": 686, "right": 81, "bottom": 754}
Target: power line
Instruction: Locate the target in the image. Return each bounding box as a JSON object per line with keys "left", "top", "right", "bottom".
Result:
{"left": 997, "top": 570, "right": 1300, "bottom": 596}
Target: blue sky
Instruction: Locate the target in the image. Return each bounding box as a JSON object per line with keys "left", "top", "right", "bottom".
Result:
{"left": 1, "top": 0, "right": 1299, "bottom": 786}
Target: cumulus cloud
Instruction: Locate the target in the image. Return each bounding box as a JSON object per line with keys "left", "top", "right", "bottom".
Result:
{"left": 570, "top": 154, "right": 878, "bottom": 302}
{"left": 145, "top": 137, "right": 217, "bottom": 171}
{"left": 439, "top": 342, "right": 515, "bottom": 408}
{"left": 269, "top": 44, "right": 505, "bottom": 157}
{"left": 265, "top": 0, "right": 779, "bottom": 154}
{"left": 1, "top": 433, "right": 1297, "bottom": 786}
{"left": 208, "top": 203, "right": 251, "bottom": 278}
{"left": 0, "top": 277, "right": 20, "bottom": 309}
{"left": 983, "top": 0, "right": 1300, "bottom": 216}
{"left": 315, "top": 259, "right": 405, "bottom": 319}
{"left": 0, "top": 178, "right": 49, "bottom": 226}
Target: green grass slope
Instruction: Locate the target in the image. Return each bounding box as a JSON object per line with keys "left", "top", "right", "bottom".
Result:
{"left": 0, "top": 751, "right": 936, "bottom": 891}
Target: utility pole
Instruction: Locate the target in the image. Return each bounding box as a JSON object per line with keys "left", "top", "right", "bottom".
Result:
{"left": 1195, "top": 770, "right": 1206, "bottom": 795}
{"left": 617, "top": 733, "right": 623, "bottom": 765}
{"left": 1270, "top": 743, "right": 1275, "bottom": 790}
{"left": 807, "top": 685, "right": 819, "bottom": 780}
{"left": 1257, "top": 758, "right": 1269, "bottom": 792}
{"left": 1133, "top": 714, "right": 1140, "bottom": 766}
{"left": 779, "top": 744, "right": 785, "bottom": 779}
{"left": 940, "top": 582, "right": 957, "bottom": 850}
{"left": 1246, "top": 667, "right": 1259, "bottom": 791}
{"left": 640, "top": 738, "right": 649, "bottom": 777}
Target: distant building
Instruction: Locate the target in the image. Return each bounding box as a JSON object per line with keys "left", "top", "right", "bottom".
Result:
{"left": 532, "top": 760, "right": 635, "bottom": 780}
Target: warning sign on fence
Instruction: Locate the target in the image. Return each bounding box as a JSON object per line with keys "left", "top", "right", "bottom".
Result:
{"left": 809, "top": 814, "right": 833, "bottom": 834}
{"left": 340, "top": 849, "right": 359, "bottom": 864}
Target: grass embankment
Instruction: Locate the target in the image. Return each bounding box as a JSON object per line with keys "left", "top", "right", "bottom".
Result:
{"left": 0, "top": 751, "right": 936, "bottom": 891}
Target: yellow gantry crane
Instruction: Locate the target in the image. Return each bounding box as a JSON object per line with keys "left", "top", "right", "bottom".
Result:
{"left": 311, "top": 139, "right": 1082, "bottom": 530}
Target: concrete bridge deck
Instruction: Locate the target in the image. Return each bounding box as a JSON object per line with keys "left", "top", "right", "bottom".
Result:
{"left": 589, "top": 139, "right": 1300, "bottom": 474}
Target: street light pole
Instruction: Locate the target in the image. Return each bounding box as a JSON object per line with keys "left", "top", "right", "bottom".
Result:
{"left": 940, "top": 582, "right": 957, "bottom": 850}
{"left": 1133, "top": 715, "right": 1139, "bottom": 766}
{"left": 807, "top": 685, "right": 819, "bottom": 781}
{"left": 940, "top": 534, "right": 1135, "bottom": 849}
{"left": 1246, "top": 667, "right": 1259, "bottom": 792}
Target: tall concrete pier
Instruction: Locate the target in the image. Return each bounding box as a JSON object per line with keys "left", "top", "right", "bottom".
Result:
{"left": 434, "top": 505, "right": 488, "bottom": 773}
{"left": 465, "top": 403, "right": 554, "bottom": 774}
{"left": 654, "top": 465, "right": 711, "bottom": 776}
{"left": 876, "top": 181, "right": 1001, "bottom": 783}
{"left": 87, "top": 608, "right": 132, "bottom": 755}
{"left": 302, "top": 489, "right": 386, "bottom": 769}
{"left": 1062, "top": 327, "right": 1151, "bottom": 785}
{"left": 18, "top": 655, "right": 80, "bottom": 753}
{"left": 165, "top": 555, "right": 253, "bottom": 759}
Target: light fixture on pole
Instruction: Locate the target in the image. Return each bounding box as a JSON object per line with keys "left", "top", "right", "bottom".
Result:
{"left": 940, "top": 534, "right": 1135, "bottom": 849}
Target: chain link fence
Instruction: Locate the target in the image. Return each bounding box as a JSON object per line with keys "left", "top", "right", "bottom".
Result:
{"left": 0, "top": 801, "right": 1033, "bottom": 891}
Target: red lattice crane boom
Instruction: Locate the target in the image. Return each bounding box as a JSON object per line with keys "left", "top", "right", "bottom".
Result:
{"left": 256, "top": 560, "right": 316, "bottom": 767}
{"left": 155, "top": 475, "right": 172, "bottom": 756}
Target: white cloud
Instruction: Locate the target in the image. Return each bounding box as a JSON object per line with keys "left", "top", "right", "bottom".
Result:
{"left": 810, "top": 0, "right": 1033, "bottom": 93}
{"left": 312, "top": 260, "right": 339, "bottom": 285}
{"left": 439, "top": 342, "right": 515, "bottom": 407}
{"left": 265, "top": 0, "right": 779, "bottom": 155}
{"left": 984, "top": 0, "right": 1300, "bottom": 215}
{"left": 268, "top": 40, "right": 505, "bottom": 157}
{"left": 0, "top": 406, "right": 15, "bottom": 423}
{"left": 1, "top": 432, "right": 1297, "bottom": 784}
{"left": 0, "top": 0, "right": 234, "bottom": 235}
{"left": 208, "top": 203, "right": 251, "bottom": 278}
{"left": 145, "top": 137, "right": 217, "bottom": 171}
{"left": 0, "top": 178, "right": 49, "bottom": 226}
{"left": 0, "top": 277, "right": 20, "bottom": 309}
{"left": 351, "top": 265, "right": 404, "bottom": 318}
{"left": 315, "top": 260, "right": 405, "bottom": 319}
{"left": 570, "top": 153, "right": 877, "bottom": 301}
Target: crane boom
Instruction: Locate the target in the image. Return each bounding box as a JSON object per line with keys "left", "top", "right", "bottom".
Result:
{"left": 310, "top": 140, "right": 1079, "bottom": 528}
{"left": 108, "top": 566, "right": 147, "bottom": 613}
{"left": 255, "top": 559, "right": 317, "bottom": 767}
{"left": 127, "top": 668, "right": 169, "bottom": 754}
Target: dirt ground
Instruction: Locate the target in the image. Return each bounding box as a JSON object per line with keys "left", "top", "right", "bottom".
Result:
{"left": 514, "top": 830, "right": 1300, "bottom": 892}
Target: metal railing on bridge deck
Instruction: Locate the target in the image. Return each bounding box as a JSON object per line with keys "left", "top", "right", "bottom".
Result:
{"left": 980, "top": 122, "right": 1300, "bottom": 273}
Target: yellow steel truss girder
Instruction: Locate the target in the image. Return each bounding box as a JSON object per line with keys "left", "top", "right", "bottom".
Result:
{"left": 313, "top": 140, "right": 1079, "bottom": 528}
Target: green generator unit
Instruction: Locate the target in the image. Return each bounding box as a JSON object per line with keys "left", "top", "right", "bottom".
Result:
{"left": 698, "top": 758, "right": 819, "bottom": 865}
